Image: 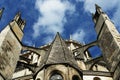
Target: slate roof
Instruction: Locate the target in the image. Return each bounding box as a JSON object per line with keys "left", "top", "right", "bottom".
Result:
{"left": 34, "top": 33, "right": 81, "bottom": 76}
{"left": 44, "top": 32, "right": 78, "bottom": 65}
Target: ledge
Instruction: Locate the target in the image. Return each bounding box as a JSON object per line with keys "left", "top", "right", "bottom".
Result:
{"left": 83, "top": 71, "right": 113, "bottom": 77}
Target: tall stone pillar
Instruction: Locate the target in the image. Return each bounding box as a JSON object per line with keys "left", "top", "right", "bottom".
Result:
{"left": 0, "top": 12, "right": 25, "bottom": 80}
{"left": 93, "top": 4, "right": 120, "bottom": 80}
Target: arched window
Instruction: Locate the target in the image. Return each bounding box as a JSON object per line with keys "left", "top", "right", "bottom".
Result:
{"left": 93, "top": 77, "right": 101, "bottom": 80}
{"left": 72, "top": 75, "right": 80, "bottom": 80}
{"left": 50, "top": 73, "right": 63, "bottom": 80}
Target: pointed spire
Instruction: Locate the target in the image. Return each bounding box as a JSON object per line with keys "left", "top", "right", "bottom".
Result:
{"left": 95, "top": 4, "right": 103, "bottom": 14}
{"left": 14, "top": 12, "right": 21, "bottom": 21}
{"left": 95, "top": 4, "right": 101, "bottom": 9}
{"left": 92, "top": 4, "right": 103, "bottom": 23}
{"left": 0, "top": 7, "right": 4, "bottom": 20}
{"left": 44, "top": 32, "right": 78, "bottom": 67}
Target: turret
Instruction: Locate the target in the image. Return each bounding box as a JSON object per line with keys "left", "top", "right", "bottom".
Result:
{"left": 92, "top": 4, "right": 110, "bottom": 35}
{"left": 93, "top": 4, "right": 120, "bottom": 80}
{"left": 14, "top": 12, "right": 26, "bottom": 30}
{"left": 0, "top": 11, "right": 25, "bottom": 79}
{"left": 9, "top": 12, "right": 26, "bottom": 41}
{"left": 92, "top": 4, "right": 103, "bottom": 23}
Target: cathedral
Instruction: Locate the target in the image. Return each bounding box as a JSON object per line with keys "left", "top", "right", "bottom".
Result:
{"left": 0, "top": 5, "right": 120, "bottom": 80}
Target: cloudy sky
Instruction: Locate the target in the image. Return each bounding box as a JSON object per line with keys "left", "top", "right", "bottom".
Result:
{"left": 0, "top": 0, "right": 120, "bottom": 57}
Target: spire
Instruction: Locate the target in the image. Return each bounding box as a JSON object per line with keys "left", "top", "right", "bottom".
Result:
{"left": 44, "top": 32, "right": 78, "bottom": 67}
{"left": 92, "top": 4, "right": 103, "bottom": 23}
{"left": 95, "top": 4, "right": 103, "bottom": 14}
{"left": 14, "top": 12, "right": 21, "bottom": 21}
{"left": 0, "top": 7, "right": 4, "bottom": 20}
{"left": 95, "top": 4, "right": 101, "bottom": 9}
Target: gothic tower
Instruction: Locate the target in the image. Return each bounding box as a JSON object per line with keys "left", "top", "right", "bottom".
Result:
{"left": 93, "top": 4, "right": 120, "bottom": 80}
{"left": 0, "top": 12, "right": 25, "bottom": 80}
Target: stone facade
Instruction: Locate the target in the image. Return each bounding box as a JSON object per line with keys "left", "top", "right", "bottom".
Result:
{"left": 0, "top": 12, "right": 25, "bottom": 80}
{"left": 0, "top": 5, "right": 120, "bottom": 80}
{"left": 92, "top": 4, "right": 120, "bottom": 80}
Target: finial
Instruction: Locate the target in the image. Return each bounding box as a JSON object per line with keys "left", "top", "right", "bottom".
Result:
{"left": 95, "top": 4, "right": 101, "bottom": 9}
{"left": 57, "top": 32, "right": 59, "bottom": 34}
{"left": 16, "top": 12, "right": 21, "bottom": 16}
{"left": 95, "top": 4, "right": 103, "bottom": 14}
{"left": 14, "top": 11, "right": 21, "bottom": 20}
{"left": 70, "top": 34, "right": 72, "bottom": 40}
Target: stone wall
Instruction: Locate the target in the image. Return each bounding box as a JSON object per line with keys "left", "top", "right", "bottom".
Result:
{"left": 36, "top": 64, "right": 82, "bottom": 80}
{"left": 0, "top": 25, "right": 22, "bottom": 79}
{"left": 94, "top": 8, "right": 120, "bottom": 80}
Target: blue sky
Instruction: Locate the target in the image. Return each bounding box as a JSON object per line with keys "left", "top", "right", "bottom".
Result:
{"left": 0, "top": 0, "right": 120, "bottom": 57}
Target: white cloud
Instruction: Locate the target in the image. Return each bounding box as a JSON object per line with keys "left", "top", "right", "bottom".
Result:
{"left": 71, "top": 29, "right": 85, "bottom": 43}
{"left": 33, "top": 0, "right": 75, "bottom": 39}
{"left": 32, "top": 0, "right": 120, "bottom": 44}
